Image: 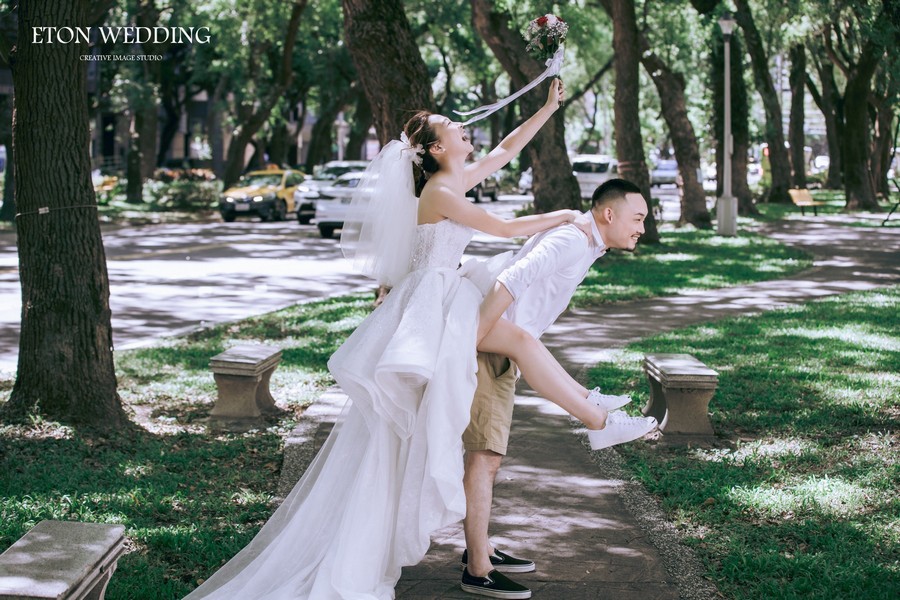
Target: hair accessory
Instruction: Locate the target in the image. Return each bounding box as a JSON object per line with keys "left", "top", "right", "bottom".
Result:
{"left": 399, "top": 132, "right": 425, "bottom": 166}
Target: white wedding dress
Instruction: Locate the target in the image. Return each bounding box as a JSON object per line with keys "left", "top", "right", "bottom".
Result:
{"left": 186, "top": 219, "right": 494, "bottom": 599}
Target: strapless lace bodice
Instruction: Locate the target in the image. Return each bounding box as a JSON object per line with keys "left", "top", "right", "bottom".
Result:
{"left": 409, "top": 220, "right": 474, "bottom": 271}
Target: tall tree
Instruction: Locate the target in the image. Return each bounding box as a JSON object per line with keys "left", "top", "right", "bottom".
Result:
{"left": 788, "top": 43, "right": 807, "bottom": 189}
{"left": 222, "top": 0, "right": 308, "bottom": 188}
{"left": 734, "top": 0, "right": 793, "bottom": 203}
{"left": 469, "top": 0, "right": 582, "bottom": 214}
{"left": 823, "top": 17, "right": 887, "bottom": 210}
{"left": 597, "top": 0, "right": 710, "bottom": 228}
{"left": 609, "top": 0, "right": 660, "bottom": 241}
{"left": 805, "top": 44, "right": 844, "bottom": 189}
{"left": 342, "top": 0, "right": 435, "bottom": 144}
{"left": 3, "top": 0, "right": 128, "bottom": 428}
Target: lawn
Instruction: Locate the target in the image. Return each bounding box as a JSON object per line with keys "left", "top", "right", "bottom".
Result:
{"left": 586, "top": 285, "right": 900, "bottom": 599}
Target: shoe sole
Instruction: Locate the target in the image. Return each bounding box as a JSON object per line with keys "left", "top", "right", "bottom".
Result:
{"left": 461, "top": 562, "right": 536, "bottom": 574}
{"left": 460, "top": 583, "right": 532, "bottom": 599}
{"left": 588, "top": 420, "right": 657, "bottom": 451}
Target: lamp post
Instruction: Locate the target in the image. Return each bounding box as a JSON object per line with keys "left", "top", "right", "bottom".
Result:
{"left": 717, "top": 11, "right": 737, "bottom": 236}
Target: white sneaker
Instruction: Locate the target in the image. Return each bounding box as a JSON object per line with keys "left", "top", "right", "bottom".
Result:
{"left": 587, "top": 387, "right": 632, "bottom": 411}
{"left": 587, "top": 411, "right": 657, "bottom": 450}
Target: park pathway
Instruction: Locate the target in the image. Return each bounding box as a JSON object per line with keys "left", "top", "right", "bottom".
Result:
{"left": 388, "top": 218, "right": 900, "bottom": 599}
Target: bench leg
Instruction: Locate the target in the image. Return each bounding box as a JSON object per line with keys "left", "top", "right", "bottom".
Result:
{"left": 813, "top": 205, "right": 818, "bottom": 216}
{"left": 642, "top": 375, "right": 668, "bottom": 423}
{"left": 83, "top": 562, "right": 118, "bottom": 600}
{"left": 800, "top": 205, "right": 806, "bottom": 216}
{"left": 211, "top": 373, "right": 264, "bottom": 418}
{"left": 255, "top": 365, "right": 286, "bottom": 416}
{"left": 658, "top": 386, "right": 716, "bottom": 436}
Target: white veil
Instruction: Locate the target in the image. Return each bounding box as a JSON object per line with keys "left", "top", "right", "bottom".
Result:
{"left": 340, "top": 135, "right": 421, "bottom": 287}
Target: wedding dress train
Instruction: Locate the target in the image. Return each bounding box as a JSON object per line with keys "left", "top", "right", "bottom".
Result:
{"left": 186, "top": 220, "right": 495, "bottom": 599}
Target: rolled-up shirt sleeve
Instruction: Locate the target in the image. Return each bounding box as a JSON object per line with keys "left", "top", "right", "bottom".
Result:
{"left": 497, "top": 227, "right": 585, "bottom": 301}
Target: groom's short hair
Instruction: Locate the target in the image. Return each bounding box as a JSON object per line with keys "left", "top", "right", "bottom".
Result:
{"left": 591, "top": 178, "right": 642, "bottom": 209}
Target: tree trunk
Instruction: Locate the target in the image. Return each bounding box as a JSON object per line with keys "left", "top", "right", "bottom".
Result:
{"left": 207, "top": 75, "right": 227, "bottom": 180}
{"left": 470, "top": 0, "right": 582, "bottom": 213}
{"left": 138, "top": 102, "right": 157, "bottom": 179}
{"left": 734, "top": 0, "right": 792, "bottom": 203}
{"left": 870, "top": 80, "right": 897, "bottom": 200}
{"left": 345, "top": 87, "right": 372, "bottom": 160}
{"left": 638, "top": 39, "right": 710, "bottom": 227}
{"left": 609, "top": 0, "right": 659, "bottom": 241}
{"left": 841, "top": 37, "right": 883, "bottom": 210}
{"left": 806, "top": 54, "right": 843, "bottom": 189}
{"left": 342, "top": 0, "right": 435, "bottom": 145}
{"left": 223, "top": 0, "right": 307, "bottom": 188}
{"left": 0, "top": 93, "right": 15, "bottom": 222}
{"left": 712, "top": 30, "right": 754, "bottom": 214}
{"left": 125, "top": 111, "right": 143, "bottom": 203}
{"left": 788, "top": 44, "right": 806, "bottom": 189}
{"left": 4, "top": 0, "right": 128, "bottom": 428}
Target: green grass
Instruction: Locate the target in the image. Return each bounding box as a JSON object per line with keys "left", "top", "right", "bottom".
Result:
{"left": 573, "top": 227, "right": 811, "bottom": 306}
{"left": 0, "top": 295, "right": 373, "bottom": 599}
{"left": 586, "top": 286, "right": 900, "bottom": 599}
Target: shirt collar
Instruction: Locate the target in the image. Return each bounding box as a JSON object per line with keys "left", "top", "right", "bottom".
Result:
{"left": 586, "top": 211, "right": 606, "bottom": 256}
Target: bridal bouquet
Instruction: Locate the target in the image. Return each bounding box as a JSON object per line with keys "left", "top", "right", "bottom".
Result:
{"left": 523, "top": 14, "right": 568, "bottom": 62}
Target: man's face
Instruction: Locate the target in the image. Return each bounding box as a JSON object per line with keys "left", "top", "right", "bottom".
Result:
{"left": 605, "top": 192, "right": 647, "bottom": 251}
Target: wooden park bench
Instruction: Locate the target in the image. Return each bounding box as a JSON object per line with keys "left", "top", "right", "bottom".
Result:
{"left": 208, "top": 344, "right": 285, "bottom": 429}
{"left": 642, "top": 353, "right": 719, "bottom": 443}
{"left": 788, "top": 188, "right": 825, "bottom": 216}
{"left": 0, "top": 520, "right": 126, "bottom": 600}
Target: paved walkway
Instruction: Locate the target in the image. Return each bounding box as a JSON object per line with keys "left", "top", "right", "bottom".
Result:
{"left": 281, "top": 217, "right": 899, "bottom": 599}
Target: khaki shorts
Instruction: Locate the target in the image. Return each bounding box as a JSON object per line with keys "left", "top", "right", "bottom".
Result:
{"left": 462, "top": 352, "right": 518, "bottom": 455}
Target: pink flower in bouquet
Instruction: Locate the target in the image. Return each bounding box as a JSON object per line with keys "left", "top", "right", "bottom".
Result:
{"left": 524, "top": 13, "right": 568, "bottom": 62}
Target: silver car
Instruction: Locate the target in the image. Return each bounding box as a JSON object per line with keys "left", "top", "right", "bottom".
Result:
{"left": 314, "top": 171, "right": 366, "bottom": 238}
{"left": 294, "top": 160, "right": 369, "bottom": 224}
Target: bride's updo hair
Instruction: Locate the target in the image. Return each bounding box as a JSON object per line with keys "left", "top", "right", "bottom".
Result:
{"left": 404, "top": 111, "right": 440, "bottom": 197}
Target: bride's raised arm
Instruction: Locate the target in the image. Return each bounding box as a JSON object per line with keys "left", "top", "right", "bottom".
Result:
{"left": 463, "top": 79, "right": 564, "bottom": 191}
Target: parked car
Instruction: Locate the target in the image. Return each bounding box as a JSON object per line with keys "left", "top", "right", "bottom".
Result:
{"left": 518, "top": 167, "right": 533, "bottom": 194}
{"left": 571, "top": 154, "right": 618, "bottom": 199}
{"left": 219, "top": 168, "right": 305, "bottom": 222}
{"left": 294, "top": 160, "right": 369, "bottom": 224}
{"left": 650, "top": 159, "right": 679, "bottom": 187}
{"left": 466, "top": 172, "right": 500, "bottom": 202}
{"left": 314, "top": 171, "right": 366, "bottom": 238}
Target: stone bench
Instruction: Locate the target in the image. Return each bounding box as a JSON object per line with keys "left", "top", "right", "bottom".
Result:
{"left": 209, "top": 345, "right": 285, "bottom": 429}
{"left": 642, "top": 353, "right": 718, "bottom": 442}
{"left": 0, "top": 520, "right": 126, "bottom": 600}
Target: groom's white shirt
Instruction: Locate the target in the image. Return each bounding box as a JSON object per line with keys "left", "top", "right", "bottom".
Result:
{"left": 497, "top": 211, "right": 607, "bottom": 339}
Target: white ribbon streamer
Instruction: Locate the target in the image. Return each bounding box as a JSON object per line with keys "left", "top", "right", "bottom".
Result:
{"left": 454, "top": 45, "right": 564, "bottom": 126}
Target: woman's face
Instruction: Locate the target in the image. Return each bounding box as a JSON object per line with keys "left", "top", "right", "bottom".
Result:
{"left": 427, "top": 115, "right": 473, "bottom": 158}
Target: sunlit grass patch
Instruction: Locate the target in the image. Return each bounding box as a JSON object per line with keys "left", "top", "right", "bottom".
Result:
{"left": 589, "top": 285, "right": 900, "bottom": 599}
{"left": 574, "top": 228, "right": 811, "bottom": 306}
{"left": 729, "top": 476, "right": 874, "bottom": 517}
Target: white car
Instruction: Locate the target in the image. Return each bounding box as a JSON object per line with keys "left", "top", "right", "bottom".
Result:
{"left": 294, "top": 160, "right": 369, "bottom": 224}
{"left": 571, "top": 154, "right": 619, "bottom": 199}
{"left": 314, "top": 171, "right": 366, "bottom": 238}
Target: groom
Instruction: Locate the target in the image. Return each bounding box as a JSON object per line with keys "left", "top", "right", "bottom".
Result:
{"left": 459, "top": 178, "right": 651, "bottom": 599}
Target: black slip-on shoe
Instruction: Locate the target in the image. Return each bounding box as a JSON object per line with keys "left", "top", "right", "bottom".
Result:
{"left": 461, "top": 549, "right": 536, "bottom": 573}
{"left": 460, "top": 568, "right": 532, "bottom": 599}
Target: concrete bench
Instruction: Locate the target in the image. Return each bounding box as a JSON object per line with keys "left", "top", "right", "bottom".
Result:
{"left": 0, "top": 520, "right": 126, "bottom": 600}
{"left": 788, "top": 188, "right": 825, "bottom": 216}
{"left": 642, "top": 353, "right": 718, "bottom": 442}
{"left": 209, "top": 345, "right": 285, "bottom": 429}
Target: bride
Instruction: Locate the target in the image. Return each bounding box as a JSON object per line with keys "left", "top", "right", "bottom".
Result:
{"left": 186, "top": 80, "right": 616, "bottom": 599}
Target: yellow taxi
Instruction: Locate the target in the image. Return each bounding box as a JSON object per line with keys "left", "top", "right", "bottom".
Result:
{"left": 219, "top": 168, "right": 305, "bottom": 222}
